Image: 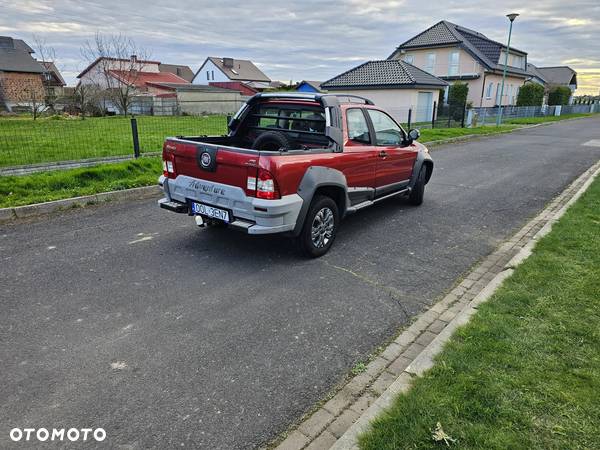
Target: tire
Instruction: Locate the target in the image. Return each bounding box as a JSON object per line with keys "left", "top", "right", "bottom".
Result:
{"left": 252, "top": 131, "right": 294, "bottom": 151}
{"left": 297, "top": 195, "right": 339, "bottom": 258}
{"left": 408, "top": 165, "right": 427, "bottom": 206}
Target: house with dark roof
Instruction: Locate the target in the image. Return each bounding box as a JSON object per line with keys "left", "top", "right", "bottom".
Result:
{"left": 0, "top": 36, "right": 46, "bottom": 111}
{"left": 321, "top": 59, "right": 447, "bottom": 122}
{"left": 526, "top": 64, "right": 577, "bottom": 103}
{"left": 192, "top": 57, "right": 271, "bottom": 93}
{"left": 388, "top": 20, "right": 529, "bottom": 108}
{"left": 39, "top": 61, "right": 66, "bottom": 98}
{"left": 158, "top": 63, "right": 195, "bottom": 83}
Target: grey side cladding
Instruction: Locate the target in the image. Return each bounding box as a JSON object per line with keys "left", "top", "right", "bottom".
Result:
{"left": 409, "top": 149, "right": 434, "bottom": 190}
{"left": 292, "top": 166, "right": 350, "bottom": 236}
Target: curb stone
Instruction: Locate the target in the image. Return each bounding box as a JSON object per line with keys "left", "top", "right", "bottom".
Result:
{"left": 272, "top": 157, "right": 600, "bottom": 450}
{"left": 1, "top": 185, "right": 162, "bottom": 224}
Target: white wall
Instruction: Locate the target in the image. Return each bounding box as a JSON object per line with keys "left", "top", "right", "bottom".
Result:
{"left": 193, "top": 60, "right": 229, "bottom": 84}
{"left": 328, "top": 88, "right": 442, "bottom": 123}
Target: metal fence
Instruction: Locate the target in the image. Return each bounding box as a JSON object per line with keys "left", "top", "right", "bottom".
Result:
{"left": 0, "top": 113, "right": 228, "bottom": 169}
{"left": 469, "top": 103, "right": 599, "bottom": 126}
{"left": 387, "top": 103, "right": 466, "bottom": 130}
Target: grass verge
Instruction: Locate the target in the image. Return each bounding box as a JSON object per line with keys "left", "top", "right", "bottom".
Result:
{"left": 0, "top": 157, "right": 161, "bottom": 208}
{"left": 505, "top": 112, "right": 595, "bottom": 125}
{"left": 359, "top": 174, "right": 600, "bottom": 450}
{"left": 419, "top": 125, "right": 519, "bottom": 143}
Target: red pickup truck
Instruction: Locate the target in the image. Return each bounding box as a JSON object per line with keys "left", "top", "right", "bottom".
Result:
{"left": 159, "top": 93, "right": 433, "bottom": 257}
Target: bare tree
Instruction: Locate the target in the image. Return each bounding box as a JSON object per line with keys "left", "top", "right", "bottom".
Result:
{"left": 81, "top": 33, "right": 149, "bottom": 115}
{"left": 32, "top": 35, "right": 58, "bottom": 113}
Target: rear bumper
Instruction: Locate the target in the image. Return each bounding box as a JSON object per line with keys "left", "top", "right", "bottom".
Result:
{"left": 158, "top": 175, "right": 303, "bottom": 235}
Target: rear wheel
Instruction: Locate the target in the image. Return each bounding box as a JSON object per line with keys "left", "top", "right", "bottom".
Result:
{"left": 297, "top": 195, "right": 339, "bottom": 258}
{"left": 408, "top": 165, "right": 427, "bottom": 206}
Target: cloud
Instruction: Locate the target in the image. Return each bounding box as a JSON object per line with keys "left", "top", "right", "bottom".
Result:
{"left": 1, "top": 0, "right": 599, "bottom": 94}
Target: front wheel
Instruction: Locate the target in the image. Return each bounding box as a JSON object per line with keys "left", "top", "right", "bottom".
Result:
{"left": 408, "top": 165, "right": 427, "bottom": 206}
{"left": 297, "top": 195, "right": 339, "bottom": 258}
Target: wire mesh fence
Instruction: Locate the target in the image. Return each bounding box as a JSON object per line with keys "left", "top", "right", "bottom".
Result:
{"left": 0, "top": 113, "right": 228, "bottom": 169}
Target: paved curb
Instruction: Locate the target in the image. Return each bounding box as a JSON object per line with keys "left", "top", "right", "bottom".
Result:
{"left": 273, "top": 157, "right": 600, "bottom": 450}
{"left": 0, "top": 185, "right": 162, "bottom": 224}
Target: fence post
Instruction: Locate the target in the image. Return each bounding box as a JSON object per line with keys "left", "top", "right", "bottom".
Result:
{"left": 461, "top": 107, "right": 466, "bottom": 128}
{"left": 432, "top": 101, "right": 436, "bottom": 129}
{"left": 407, "top": 108, "right": 412, "bottom": 129}
{"left": 131, "top": 116, "right": 140, "bottom": 158}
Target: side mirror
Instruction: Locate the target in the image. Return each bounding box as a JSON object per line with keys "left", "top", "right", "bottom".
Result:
{"left": 408, "top": 129, "right": 420, "bottom": 142}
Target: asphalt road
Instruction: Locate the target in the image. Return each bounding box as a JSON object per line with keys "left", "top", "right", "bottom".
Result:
{"left": 2, "top": 117, "right": 600, "bottom": 449}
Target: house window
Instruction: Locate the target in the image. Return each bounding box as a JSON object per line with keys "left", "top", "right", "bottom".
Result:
{"left": 425, "top": 53, "right": 436, "bottom": 73}
{"left": 448, "top": 51, "right": 459, "bottom": 76}
{"left": 206, "top": 71, "right": 210, "bottom": 80}
{"left": 211, "top": 70, "right": 214, "bottom": 80}
{"left": 486, "top": 82, "right": 494, "bottom": 99}
{"left": 403, "top": 54, "right": 414, "bottom": 65}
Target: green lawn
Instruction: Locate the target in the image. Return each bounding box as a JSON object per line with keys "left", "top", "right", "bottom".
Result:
{"left": 419, "top": 125, "right": 519, "bottom": 143}
{"left": 505, "top": 112, "right": 595, "bottom": 125}
{"left": 0, "top": 115, "right": 227, "bottom": 168}
{"left": 0, "top": 157, "right": 161, "bottom": 208}
{"left": 359, "top": 175, "right": 600, "bottom": 449}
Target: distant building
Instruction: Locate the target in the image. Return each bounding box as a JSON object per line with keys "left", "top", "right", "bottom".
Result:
{"left": 296, "top": 80, "right": 323, "bottom": 93}
{"left": 192, "top": 57, "right": 273, "bottom": 94}
{"left": 77, "top": 56, "right": 189, "bottom": 90}
{"left": 526, "top": 64, "right": 577, "bottom": 104}
{"left": 0, "top": 36, "right": 47, "bottom": 111}
{"left": 158, "top": 63, "right": 195, "bottom": 83}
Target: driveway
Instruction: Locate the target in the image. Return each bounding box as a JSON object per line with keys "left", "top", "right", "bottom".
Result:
{"left": 1, "top": 117, "right": 599, "bottom": 448}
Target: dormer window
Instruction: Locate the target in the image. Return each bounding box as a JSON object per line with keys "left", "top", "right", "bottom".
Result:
{"left": 403, "top": 54, "right": 414, "bottom": 65}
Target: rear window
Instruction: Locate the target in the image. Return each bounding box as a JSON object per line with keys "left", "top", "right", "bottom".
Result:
{"left": 253, "top": 104, "right": 326, "bottom": 134}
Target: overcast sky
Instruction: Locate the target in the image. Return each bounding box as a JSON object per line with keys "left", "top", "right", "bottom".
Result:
{"left": 1, "top": 0, "right": 598, "bottom": 94}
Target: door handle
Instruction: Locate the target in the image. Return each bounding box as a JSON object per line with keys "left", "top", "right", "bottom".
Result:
{"left": 379, "top": 150, "right": 388, "bottom": 158}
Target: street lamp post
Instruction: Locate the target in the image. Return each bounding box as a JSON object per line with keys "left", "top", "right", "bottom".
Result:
{"left": 496, "top": 13, "right": 519, "bottom": 126}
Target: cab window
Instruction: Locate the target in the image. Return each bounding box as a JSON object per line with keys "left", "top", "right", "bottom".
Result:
{"left": 346, "top": 108, "right": 370, "bottom": 144}
{"left": 367, "top": 109, "right": 404, "bottom": 146}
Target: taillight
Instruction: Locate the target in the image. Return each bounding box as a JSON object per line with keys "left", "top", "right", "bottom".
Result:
{"left": 162, "top": 145, "right": 177, "bottom": 179}
{"left": 256, "top": 168, "right": 280, "bottom": 199}
{"left": 247, "top": 168, "right": 280, "bottom": 199}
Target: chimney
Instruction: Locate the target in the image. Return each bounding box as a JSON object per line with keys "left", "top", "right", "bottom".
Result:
{"left": 222, "top": 57, "right": 234, "bottom": 68}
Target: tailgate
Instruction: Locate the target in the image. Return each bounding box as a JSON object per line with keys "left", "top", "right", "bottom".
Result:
{"left": 166, "top": 139, "right": 258, "bottom": 190}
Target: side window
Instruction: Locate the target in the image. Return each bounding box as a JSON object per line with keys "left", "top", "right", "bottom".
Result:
{"left": 367, "top": 110, "right": 403, "bottom": 146}
{"left": 346, "top": 109, "right": 370, "bottom": 143}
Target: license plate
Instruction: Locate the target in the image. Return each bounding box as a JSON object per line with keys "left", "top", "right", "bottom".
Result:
{"left": 191, "top": 202, "right": 230, "bottom": 222}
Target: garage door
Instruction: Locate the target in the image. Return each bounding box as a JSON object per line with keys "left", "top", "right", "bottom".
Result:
{"left": 416, "top": 92, "right": 433, "bottom": 123}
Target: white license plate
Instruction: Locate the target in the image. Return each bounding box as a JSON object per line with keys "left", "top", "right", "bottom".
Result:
{"left": 191, "top": 202, "right": 230, "bottom": 222}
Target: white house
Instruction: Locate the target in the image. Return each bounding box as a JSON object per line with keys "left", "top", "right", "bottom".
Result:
{"left": 320, "top": 59, "right": 447, "bottom": 123}
{"left": 192, "top": 57, "right": 270, "bottom": 86}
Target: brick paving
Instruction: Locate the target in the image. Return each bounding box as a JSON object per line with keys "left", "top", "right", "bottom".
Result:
{"left": 273, "top": 159, "right": 600, "bottom": 450}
